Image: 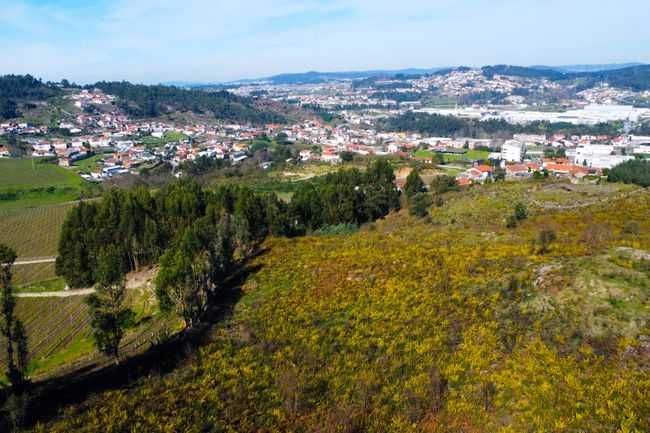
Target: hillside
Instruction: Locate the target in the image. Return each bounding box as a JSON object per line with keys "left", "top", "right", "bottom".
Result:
{"left": 0, "top": 75, "right": 296, "bottom": 125}
{"left": 0, "top": 75, "right": 62, "bottom": 120}
{"left": 481, "top": 64, "right": 650, "bottom": 91}
{"left": 225, "top": 64, "right": 641, "bottom": 86}
{"left": 32, "top": 180, "right": 650, "bottom": 433}
{"left": 90, "top": 81, "right": 289, "bottom": 124}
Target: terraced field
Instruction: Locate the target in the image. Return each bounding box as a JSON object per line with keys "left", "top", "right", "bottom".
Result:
{"left": 16, "top": 297, "right": 93, "bottom": 366}
{"left": 0, "top": 296, "right": 93, "bottom": 382}
{"left": 13, "top": 262, "right": 58, "bottom": 286}
{"left": 0, "top": 285, "right": 178, "bottom": 380}
{"left": 0, "top": 203, "right": 74, "bottom": 258}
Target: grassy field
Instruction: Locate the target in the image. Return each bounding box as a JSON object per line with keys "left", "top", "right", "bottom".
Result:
{"left": 0, "top": 158, "right": 87, "bottom": 210}
{"left": 10, "top": 296, "right": 93, "bottom": 375}
{"left": 0, "top": 202, "right": 76, "bottom": 285}
{"left": 19, "top": 95, "right": 81, "bottom": 126}
{"left": 0, "top": 158, "right": 83, "bottom": 189}
{"left": 15, "top": 276, "right": 67, "bottom": 293}
{"left": 414, "top": 149, "right": 490, "bottom": 163}
{"left": 140, "top": 131, "right": 188, "bottom": 147}
{"left": 422, "top": 95, "right": 457, "bottom": 108}
{"left": 72, "top": 154, "right": 106, "bottom": 173}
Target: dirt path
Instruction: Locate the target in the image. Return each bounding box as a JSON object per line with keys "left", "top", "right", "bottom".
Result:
{"left": 530, "top": 187, "right": 646, "bottom": 211}
{"left": 14, "top": 257, "right": 57, "bottom": 266}
{"left": 16, "top": 288, "right": 95, "bottom": 298}
{"left": 15, "top": 267, "right": 157, "bottom": 298}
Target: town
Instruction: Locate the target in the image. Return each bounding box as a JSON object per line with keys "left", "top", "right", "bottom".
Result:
{"left": 2, "top": 76, "right": 650, "bottom": 188}
{"left": 1, "top": 0, "right": 650, "bottom": 431}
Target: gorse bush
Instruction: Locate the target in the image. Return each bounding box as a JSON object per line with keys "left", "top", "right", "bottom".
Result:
{"left": 35, "top": 188, "right": 650, "bottom": 433}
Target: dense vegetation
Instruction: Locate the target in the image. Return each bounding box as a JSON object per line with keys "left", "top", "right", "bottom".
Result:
{"left": 289, "top": 160, "right": 400, "bottom": 232}
{"left": 56, "top": 160, "right": 401, "bottom": 288}
{"left": 0, "top": 75, "right": 60, "bottom": 102}
{"left": 381, "top": 112, "right": 622, "bottom": 138}
{"left": 577, "top": 65, "right": 650, "bottom": 91}
{"left": 0, "top": 75, "right": 61, "bottom": 120}
{"left": 33, "top": 181, "right": 650, "bottom": 433}
{"left": 90, "top": 81, "right": 287, "bottom": 124}
{"left": 607, "top": 158, "right": 650, "bottom": 186}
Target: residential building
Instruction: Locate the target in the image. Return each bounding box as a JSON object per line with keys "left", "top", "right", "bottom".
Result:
{"left": 501, "top": 140, "right": 524, "bottom": 162}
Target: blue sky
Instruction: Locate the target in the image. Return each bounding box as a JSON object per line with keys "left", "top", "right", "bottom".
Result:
{"left": 1, "top": 0, "right": 649, "bottom": 84}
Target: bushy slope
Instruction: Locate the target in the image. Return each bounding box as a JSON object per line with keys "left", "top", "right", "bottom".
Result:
{"left": 34, "top": 182, "right": 650, "bottom": 433}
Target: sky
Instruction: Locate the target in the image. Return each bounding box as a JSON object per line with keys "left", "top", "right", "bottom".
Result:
{"left": 1, "top": 0, "right": 649, "bottom": 84}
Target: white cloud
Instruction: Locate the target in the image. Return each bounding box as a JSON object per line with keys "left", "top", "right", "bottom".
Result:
{"left": 0, "top": 0, "right": 648, "bottom": 83}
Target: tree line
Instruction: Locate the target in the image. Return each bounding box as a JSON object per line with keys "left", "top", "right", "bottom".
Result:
{"left": 56, "top": 160, "right": 401, "bottom": 330}
{"left": 607, "top": 158, "right": 650, "bottom": 187}
{"left": 0, "top": 75, "right": 61, "bottom": 121}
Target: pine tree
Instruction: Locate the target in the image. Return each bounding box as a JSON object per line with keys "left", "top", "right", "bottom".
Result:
{"left": 56, "top": 202, "right": 97, "bottom": 288}
{"left": 0, "top": 244, "right": 28, "bottom": 387}
{"left": 404, "top": 169, "right": 426, "bottom": 201}
{"left": 409, "top": 193, "right": 432, "bottom": 218}
{"left": 86, "top": 246, "right": 133, "bottom": 363}
{"left": 1, "top": 243, "right": 29, "bottom": 431}
{"left": 155, "top": 217, "right": 235, "bottom": 328}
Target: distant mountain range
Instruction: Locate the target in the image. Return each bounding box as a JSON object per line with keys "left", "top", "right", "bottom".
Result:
{"left": 163, "top": 63, "right": 648, "bottom": 87}
{"left": 237, "top": 68, "right": 451, "bottom": 85}
{"left": 532, "top": 63, "right": 645, "bottom": 73}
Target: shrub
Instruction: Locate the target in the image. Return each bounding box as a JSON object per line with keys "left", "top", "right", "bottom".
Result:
{"left": 313, "top": 223, "right": 358, "bottom": 236}
{"left": 409, "top": 193, "right": 432, "bottom": 218}
{"left": 537, "top": 228, "right": 557, "bottom": 255}
{"left": 513, "top": 202, "right": 528, "bottom": 221}
{"left": 622, "top": 221, "right": 640, "bottom": 236}
{"left": 506, "top": 202, "right": 528, "bottom": 228}
{"left": 430, "top": 175, "right": 458, "bottom": 195}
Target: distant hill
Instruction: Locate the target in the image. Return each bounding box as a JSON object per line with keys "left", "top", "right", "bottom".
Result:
{"left": 481, "top": 65, "right": 566, "bottom": 80}
{"left": 533, "top": 63, "right": 645, "bottom": 73}
{"left": 229, "top": 68, "right": 450, "bottom": 85}
{"left": 0, "top": 74, "right": 62, "bottom": 120}
{"left": 0, "top": 74, "right": 61, "bottom": 101}
{"left": 176, "top": 63, "right": 649, "bottom": 87}
{"left": 481, "top": 64, "right": 650, "bottom": 91}
{"left": 90, "top": 81, "right": 289, "bottom": 124}
{"left": 573, "top": 65, "right": 650, "bottom": 91}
